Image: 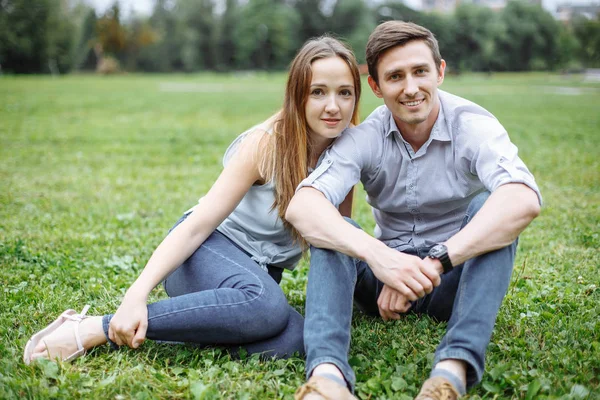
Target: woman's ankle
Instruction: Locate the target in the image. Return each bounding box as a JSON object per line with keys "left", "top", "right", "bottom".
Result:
{"left": 80, "top": 316, "right": 108, "bottom": 349}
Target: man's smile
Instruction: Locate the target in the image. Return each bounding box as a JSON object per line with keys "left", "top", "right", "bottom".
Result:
{"left": 400, "top": 99, "right": 425, "bottom": 107}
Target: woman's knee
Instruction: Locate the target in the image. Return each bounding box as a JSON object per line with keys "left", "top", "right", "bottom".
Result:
{"left": 262, "top": 287, "right": 292, "bottom": 333}
{"left": 280, "top": 308, "right": 305, "bottom": 357}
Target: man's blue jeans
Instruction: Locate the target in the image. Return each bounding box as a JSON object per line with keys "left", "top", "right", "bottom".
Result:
{"left": 101, "top": 214, "right": 304, "bottom": 359}
{"left": 304, "top": 192, "right": 517, "bottom": 389}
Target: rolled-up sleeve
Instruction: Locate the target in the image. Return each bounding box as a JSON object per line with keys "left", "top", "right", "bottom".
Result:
{"left": 297, "top": 124, "right": 378, "bottom": 207}
{"left": 468, "top": 117, "right": 542, "bottom": 204}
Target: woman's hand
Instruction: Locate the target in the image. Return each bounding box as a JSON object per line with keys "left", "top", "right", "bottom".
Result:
{"left": 108, "top": 292, "right": 149, "bottom": 349}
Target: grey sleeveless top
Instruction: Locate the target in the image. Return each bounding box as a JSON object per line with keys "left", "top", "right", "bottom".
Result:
{"left": 189, "top": 127, "right": 302, "bottom": 271}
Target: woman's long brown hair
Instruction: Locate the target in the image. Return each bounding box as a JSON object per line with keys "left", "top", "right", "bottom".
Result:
{"left": 261, "top": 36, "right": 361, "bottom": 248}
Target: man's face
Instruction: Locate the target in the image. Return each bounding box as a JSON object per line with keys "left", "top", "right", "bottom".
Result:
{"left": 368, "top": 40, "right": 446, "bottom": 131}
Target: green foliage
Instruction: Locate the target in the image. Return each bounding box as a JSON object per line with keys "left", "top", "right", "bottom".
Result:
{"left": 215, "top": 0, "right": 239, "bottom": 71}
{"left": 71, "top": 9, "right": 98, "bottom": 71}
{"left": 233, "top": 0, "right": 301, "bottom": 70}
{"left": 452, "top": 5, "right": 502, "bottom": 72}
{"left": 0, "top": 0, "right": 72, "bottom": 73}
{"left": 494, "top": 1, "right": 562, "bottom": 71}
{"left": 1, "top": 0, "right": 597, "bottom": 74}
{"left": 0, "top": 72, "right": 599, "bottom": 398}
{"left": 295, "top": 0, "right": 329, "bottom": 41}
{"left": 572, "top": 15, "right": 600, "bottom": 68}
{"left": 329, "top": 0, "right": 376, "bottom": 64}
{"left": 177, "top": 0, "right": 216, "bottom": 71}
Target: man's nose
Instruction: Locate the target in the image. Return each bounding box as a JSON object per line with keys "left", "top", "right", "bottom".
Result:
{"left": 404, "top": 76, "right": 419, "bottom": 96}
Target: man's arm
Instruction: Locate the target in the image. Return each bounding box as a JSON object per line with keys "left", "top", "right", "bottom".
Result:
{"left": 286, "top": 187, "right": 441, "bottom": 300}
{"left": 445, "top": 183, "right": 540, "bottom": 266}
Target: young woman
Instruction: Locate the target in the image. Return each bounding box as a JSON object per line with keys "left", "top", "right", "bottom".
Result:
{"left": 23, "top": 36, "right": 361, "bottom": 364}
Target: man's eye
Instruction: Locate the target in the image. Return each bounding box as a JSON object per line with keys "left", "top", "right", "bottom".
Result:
{"left": 416, "top": 69, "right": 426, "bottom": 75}
{"left": 390, "top": 74, "right": 400, "bottom": 80}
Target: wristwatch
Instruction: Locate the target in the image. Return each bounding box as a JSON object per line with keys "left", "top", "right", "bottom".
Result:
{"left": 428, "top": 244, "right": 453, "bottom": 274}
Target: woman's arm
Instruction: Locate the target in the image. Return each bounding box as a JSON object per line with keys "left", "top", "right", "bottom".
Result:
{"left": 110, "top": 130, "right": 268, "bottom": 348}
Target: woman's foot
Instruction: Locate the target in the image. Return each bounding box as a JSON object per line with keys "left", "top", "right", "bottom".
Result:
{"left": 25, "top": 312, "right": 107, "bottom": 364}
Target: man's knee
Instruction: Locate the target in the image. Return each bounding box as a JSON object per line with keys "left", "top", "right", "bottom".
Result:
{"left": 466, "top": 191, "right": 490, "bottom": 220}
{"left": 342, "top": 216, "right": 362, "bottom": 230}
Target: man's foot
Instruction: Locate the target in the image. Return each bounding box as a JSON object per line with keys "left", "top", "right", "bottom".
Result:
{"left": 414, "top": 376, "right": 460, "bottom": 400}
{"left": 294, "top": 375, "right": 357, "bottom": 400}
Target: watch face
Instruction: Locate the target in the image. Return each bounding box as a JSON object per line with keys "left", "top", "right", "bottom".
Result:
{"left": 430, "top": 244, "right": 445, "bottom": 257}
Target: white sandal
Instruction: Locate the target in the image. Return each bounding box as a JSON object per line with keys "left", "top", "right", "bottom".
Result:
{"left": 23, "top": 305, "right": 90, "bottom": 365}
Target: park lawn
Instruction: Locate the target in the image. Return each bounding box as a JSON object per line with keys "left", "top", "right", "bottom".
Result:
{"left": 0, "top": 72, "right": 598, "bottom": 399}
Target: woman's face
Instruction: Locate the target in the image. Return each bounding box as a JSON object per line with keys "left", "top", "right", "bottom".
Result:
{"left": 304, "top": 56, "right": 356, "bottom": 144}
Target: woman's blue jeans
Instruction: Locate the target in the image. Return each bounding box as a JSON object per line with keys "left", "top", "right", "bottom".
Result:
{"left": 101, "top": 215, "right": 304, "bottom": 359}
{"left": 304, "top": 192, "right": 517, "bottom": 389}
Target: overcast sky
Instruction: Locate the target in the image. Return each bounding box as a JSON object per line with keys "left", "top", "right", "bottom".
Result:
{"left": 85, "top": 0, "right": 598, "bottom": 19}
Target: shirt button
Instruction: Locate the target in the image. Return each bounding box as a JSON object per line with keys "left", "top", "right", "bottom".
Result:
{"left": 409, "top": 184, "right": 415, "bottom": 189}
{"left": 410, "top": 209, "right": 418, "bottom": 214}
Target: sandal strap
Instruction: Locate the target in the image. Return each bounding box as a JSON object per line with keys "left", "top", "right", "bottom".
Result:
{"left": 66, "top": 305, "right": 90, "bottom": 352}
{"left": 64, "top": 305, "right": 90, "bottom": 322}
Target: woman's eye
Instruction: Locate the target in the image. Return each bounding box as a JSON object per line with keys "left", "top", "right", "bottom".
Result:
{"left": 311, "top": 89, "right": 324, "bottom": 96}
{"left": 340, "top": 89, "right": 352, "bottom": 96}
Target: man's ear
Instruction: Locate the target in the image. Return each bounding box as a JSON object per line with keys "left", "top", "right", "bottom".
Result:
{"left": 437, "top": 59, "right": 446, "bottom": 86}
{"left": 368, "top": 75, "right": 383, "bottom": 98}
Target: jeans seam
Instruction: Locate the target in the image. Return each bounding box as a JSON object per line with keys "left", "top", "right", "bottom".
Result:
{"left": 148, "top": 242, "right": 266, "bottom": 322}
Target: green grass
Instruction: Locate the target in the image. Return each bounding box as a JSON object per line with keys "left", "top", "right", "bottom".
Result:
{"left": 1, "top": 72, "right": 598, "bottom": 399}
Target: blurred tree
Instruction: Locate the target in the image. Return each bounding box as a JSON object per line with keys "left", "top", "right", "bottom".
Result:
{"left": 0, "top": 0, "right": 591, "bottom": 73}
{"left": 328, "top": 0, "right": 376, "bottom": 63}
{"left": 572, "top": 15, "right": 600, "bottom": 67}
{"left": 452, "top": 4, "right": 503, "bottom": 72}
{"left": 46, "top": 0, "right": 76, "bottom": 74}
{"left": 215, "top": 0, "right": 239, "bottom": 71}
{"left": 96, "top": 3, "right": 127, "bottom": 57}
{"left": 496, "top": 1, "right": 561, "bottom": 70}
{"left": 136, "top": 0, "right": 185, "bottom": 71}
{"left": 124, "top": 18, "right": 158, "bottom": 71}
{"left": 374, "top": 1, "right": 425, "bottom": 24}
{"left": 295, "top": 0, "right": 328, "bottom": 42}
{"left": 0, "top": 0, "right": 52, "bottom": 73}
{"left": 556, "top": 24, "right": 582, "bottom": 70}
{"left": 373, "top": 2, "right": 457, "bottom": 71}
{"left": 234, "top": 0, "right": 300, "bottom": 69}
{"left": 177, "top": 0, "right": 216, "bottom": 71}
{"left": 72, "top": 8, "right": 98, "bottom": 71}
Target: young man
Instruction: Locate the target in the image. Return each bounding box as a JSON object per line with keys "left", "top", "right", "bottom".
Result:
{"left": 289, "top": 21, "right": 541, "bottom": 400}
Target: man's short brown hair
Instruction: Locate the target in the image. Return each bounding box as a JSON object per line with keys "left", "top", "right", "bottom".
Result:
{"left": 366, "top": 21, "right": 442, "bottom": 84}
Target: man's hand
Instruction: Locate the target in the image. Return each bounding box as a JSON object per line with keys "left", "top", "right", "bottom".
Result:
{"left": 108, "top": 294, "right": 148, "bottom": 349}
{"left": 366, "top": 245, "right": 441, "bottom": 301}
{"left": 377, "top": 284, "right": 412, "bottom": 321}
{"left": 377, "top": 256, "right": 445, "bottom": 321}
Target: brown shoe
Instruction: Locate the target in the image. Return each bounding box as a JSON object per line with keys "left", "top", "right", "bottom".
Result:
{"left": 414, "top": 376, "right": 460, "bottom": 400}
{"left": 294, "top": 375, "right": 357, "bottom": 400}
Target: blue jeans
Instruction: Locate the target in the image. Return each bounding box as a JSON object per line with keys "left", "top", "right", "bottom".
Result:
{"left": 304, "top": 192, "right": 517, "bottom": 389}
{"left": 102, "top": 215, "right": 304, "bottom": 359}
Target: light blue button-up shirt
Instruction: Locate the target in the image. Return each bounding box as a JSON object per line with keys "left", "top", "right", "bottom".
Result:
{"left": 299, "top": 90, "right": 541, "bottom": 251}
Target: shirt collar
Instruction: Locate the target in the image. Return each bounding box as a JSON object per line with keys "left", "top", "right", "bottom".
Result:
{"left": 384, "top": 93, "right": 452, "bottom": 143}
